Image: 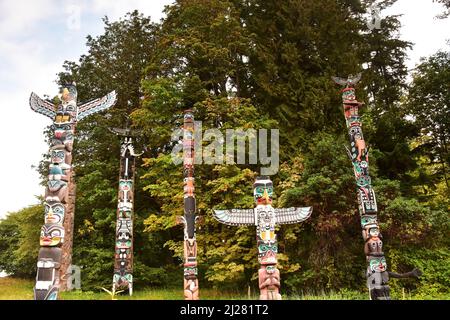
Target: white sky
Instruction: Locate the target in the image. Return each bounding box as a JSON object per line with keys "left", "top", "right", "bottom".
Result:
{"left": 0, "top": 0, "right": 449, "bottom": 220}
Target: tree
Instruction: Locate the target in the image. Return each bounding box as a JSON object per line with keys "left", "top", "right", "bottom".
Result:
{"left": 0, "top": 205, "right": 42, "bottom": 278}
{"left": 407, "top": 50, "right": 450, "bottom": 198}
{"left": 55, "top": 10, "right": 168, "bottom": 290}
{"left": 135, "top": 0, "right": 281, "bottom": 289}
{"left": 434, "top": 0, "right": 450, "bottom": 18}
{"left": 279, "top": 132, "right": 441, "bottom": 292}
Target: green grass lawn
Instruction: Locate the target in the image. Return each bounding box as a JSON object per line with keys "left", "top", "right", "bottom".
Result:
{"left": 0, "top": 277, "right": 370, "bottom": 300}
{"left": 1, "top": 277, "right": 447, "bottom": 300}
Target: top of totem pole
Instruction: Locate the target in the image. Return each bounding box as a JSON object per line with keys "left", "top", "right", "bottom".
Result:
{"left": 184, "top": 109, "right": 194, "bottom": 123}
{"left": 331, "top": 73, "right": 362, "bottom": 88}
{"left": 109, "top": 125, "right": 142, "bottom": 138}
{"left": 332, "top": 73, "right": 364, "bottom": 106}
{"left": 109, "top": 114, "right": 140, "bottom": 137}
{"left": 109, "top": 118, "right": 144, "bottom": 157}
{"left": 254, "top": 176, "right": 273, "bottom": 205}
{"left": 29, "top": 83, "right": 117, "bottom": 123}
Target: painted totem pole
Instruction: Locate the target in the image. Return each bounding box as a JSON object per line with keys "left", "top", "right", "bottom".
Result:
{"left": 30, "top": 84, "right": 117, "bottom": 300}
{"left": 110, "top": 127, "right": 142, "bottom": 295}
{"left": 176, "top": 110, "right": 200, "bottom": 300}
{"left": 332, "top": 74, "right": 421, "bottom": 300}
{"left": 213, "top": 177, "right": 312, "bottom": 300}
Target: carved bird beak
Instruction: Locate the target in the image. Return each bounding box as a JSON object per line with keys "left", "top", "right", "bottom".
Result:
{"left": 262, "top": 189, "right": 270, "bottom": 204}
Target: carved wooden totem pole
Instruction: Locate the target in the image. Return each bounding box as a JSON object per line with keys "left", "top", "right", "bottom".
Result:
{"left": 111, "top": 127, "right": 141, "bottom": 296}
{"left": 30, "top": 84, "right": 117, "bottom": 299}
{"left": 177, "top": 110, "right": 200, "bottom": 300}
{"left": 332, "top": 74, "right": 421, "bottom": 300}
{"left": 213, "top": 177, "right": 312, "bottom": 300}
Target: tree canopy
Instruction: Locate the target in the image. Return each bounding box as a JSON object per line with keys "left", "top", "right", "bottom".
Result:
{"left": 0, "top": 1, "right": 448, "bottom": 298}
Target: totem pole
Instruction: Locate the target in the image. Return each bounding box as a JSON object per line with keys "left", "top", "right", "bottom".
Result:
{"left": 30, "top": 84, "right": 117, "bottom": 300}
{"left": 213, "top": 177, "right": 312, "bottom": 300}
{"left": 110, "top": 127, "right": 142, "bottom": 296}
{"left": 176, "top": 110, "right": 200, "bottom": 300}
{"left": 332, "top": 74, "right": 421, "bottom": 300}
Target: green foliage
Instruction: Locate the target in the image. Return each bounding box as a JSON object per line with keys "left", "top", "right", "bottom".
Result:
{"left": 0, "top": 205, "right": 42, "bottom": 278}
{"left": 0, "top": 1, "right": 448, "bottom": 300}
{"left": 406, "top": 50, "right": 450, "bottom": 201}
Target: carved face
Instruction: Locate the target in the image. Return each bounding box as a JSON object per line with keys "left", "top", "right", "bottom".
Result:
{"left": 184, "top": 266, "right": 198, "bottom": 280}
{"left": 342, "top": 88, "right": 356, "bottom": 101}
{"left": 113, "top": 273, "right": 132, "bottom": 285}
{"left": 40, "top": 224, "right": 64, "bottom": 246}
{"left": 116, "top": 219, "right": 132, "bottom": 245}
{"left": 265, "top": 265, "right": 276, "bottom": 274}
{"left": 258, "top": 242, "right": 277, "bottom": 264}
{"left": 254, "top": 177, "right": 273, "bottom": 205}
{"left": 58, "top": 102, "right": 76, "bottom": 113}
{"left": 51, "top": 149, "right": 66, "bottom": 164}
{"left": 119, "top": 180, "right": 132, "bottom": 191}
{"left": 44, "top": 202, "right": 65, "bottom": 224}
{"left": 361, "top": 215, "right": 377, "bottom": 229}
{"left": 369, "top": 257, "right": 387, "bottom": 273}
{"left": 184, "top": 111, "right": 194, "bottom": 122}
{"left": 256, "top": 207, "right": 276, "bottom": 241}
{"left": 51, "top": 123, "right": 74, "bottom": 147}
{"left": 368, "top": 226, "right": 380, "bottom": 238}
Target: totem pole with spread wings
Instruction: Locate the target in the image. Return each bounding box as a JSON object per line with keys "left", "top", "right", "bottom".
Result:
{"left": 30, "top": 83, "right": 117, "bottom": 300}
{"left": 213, "top": 177, "right": 312, "bottom": 300}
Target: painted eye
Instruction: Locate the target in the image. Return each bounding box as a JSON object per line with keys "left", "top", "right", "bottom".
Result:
{"left": 51, "top": 229, "right": 61, "bottom": 237}
{"left": 54, "top": 206, "right": 64, "bottom": 214}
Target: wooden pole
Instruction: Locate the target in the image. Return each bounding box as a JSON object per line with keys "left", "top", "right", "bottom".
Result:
{"left": 59, "top": 170, "right": 76, "bottom": 292}
{"left": 30, "top": 85, "right": 117, "bottom": 300}
{"left": 181, "top": 109, "right": 199, "bottom": 300}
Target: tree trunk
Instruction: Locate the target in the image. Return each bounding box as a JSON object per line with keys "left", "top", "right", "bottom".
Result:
{"left": 59, "top": 171, "right": 76, "bottom": 292}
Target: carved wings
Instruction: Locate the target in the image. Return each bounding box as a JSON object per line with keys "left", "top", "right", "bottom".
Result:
{"left": 274, "top": 207, "right": 312, "bottom": 225}
{"left": 30, "top": 91, "right": 117, "bottom": 121}
{"left": 110, "top": 127, "right": 142, "bottom": 137}
{"left": 29, "top": 92, "right": 57, "bottom": 120}
{"left": 213, "top": 207, "right": 312, "bottom": 226}
{"left": 332, "top": 73, "right": 362, "bottom": 87}
{"left": 77, "top": 90, "right": 117, "bottom": 121}
{"left": 331, "top": 76, "right": 348, "bottom": 86}
{"left": 213, "top": 209, "right": 255, "bottom": 226}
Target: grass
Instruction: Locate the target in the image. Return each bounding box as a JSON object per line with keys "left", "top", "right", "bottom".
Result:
{"left": 0, "top": 277, "right": 258, "bottom": 300}
{"left": 1, "top": 277, "right": 448, "bottom": 300}
{"left": 0, "top": 277, "right": 34, "bottom": 300}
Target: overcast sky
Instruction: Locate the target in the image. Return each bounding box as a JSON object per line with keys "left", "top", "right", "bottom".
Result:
{"left": 0, "top": 0, "right": 449, "bottom": 220}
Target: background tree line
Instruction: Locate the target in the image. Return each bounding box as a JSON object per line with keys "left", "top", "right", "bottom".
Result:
{"left": 0, "top": 0, "right": 448, "bottom": 298}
